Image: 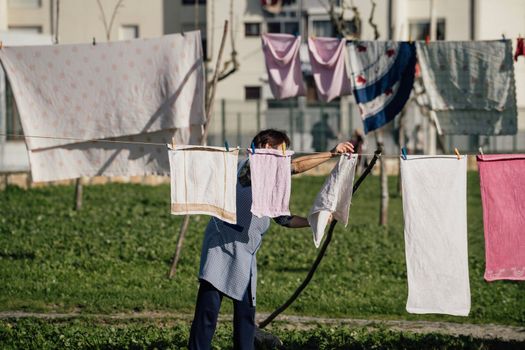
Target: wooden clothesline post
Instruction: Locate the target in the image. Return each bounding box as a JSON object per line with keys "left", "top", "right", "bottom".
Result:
{"left": 168, "top": 20, "right": 230, "bottom": 279}
{"left": 258, "top": 148, "right": 382, "bottom": 329}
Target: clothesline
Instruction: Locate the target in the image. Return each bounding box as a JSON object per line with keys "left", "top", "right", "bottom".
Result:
{"left": 0, "top": 132, "right": 487, "bottom": 158}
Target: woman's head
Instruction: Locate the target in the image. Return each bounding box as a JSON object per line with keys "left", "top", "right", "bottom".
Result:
{"left": 251, "top": 129, "right": 290, "bottom": 149}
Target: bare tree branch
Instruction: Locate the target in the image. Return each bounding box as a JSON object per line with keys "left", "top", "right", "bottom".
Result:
{"left": 96, "top": 0, "right": 125, "bottom": 41}
{"left": 368, "top": 0, "right": 380, "bottom": 40}
{"left": 217, "top": 0, "right": 239, "bottom": 82}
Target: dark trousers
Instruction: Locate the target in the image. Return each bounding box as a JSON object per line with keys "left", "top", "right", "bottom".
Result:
{"left": 188, "top": 280, "right": 256, "bottom": 350}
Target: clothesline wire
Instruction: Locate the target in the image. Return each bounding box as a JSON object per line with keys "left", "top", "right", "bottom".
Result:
{"left": 0, "top": 132, "right": 484, "bottom": 158}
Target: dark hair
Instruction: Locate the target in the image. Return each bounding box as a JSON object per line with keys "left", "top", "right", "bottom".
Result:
{"left": 251, "top": 129, "right": 290, "bottom": 148}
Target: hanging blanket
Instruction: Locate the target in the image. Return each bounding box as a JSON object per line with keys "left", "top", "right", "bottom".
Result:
{"left": 262, "top": 33, "right": 305, "bottom": 99}
{"left": 308, "top": 154, "right": 357, "bottom": 248}
{"left": 169, "top": 145, "right": 239, "bottom": 224}
{"left": 0, "top": 31, "right": 205, "bottom": 181}
{"left": 347, "top": 41, "right": 416, "bottom": 134}
{"left": 477, "top": 154, "right": 525, "bottom": 281}
{"left": 308, "top": 37, "right": 352, "bottom": 102}
{"left": 401, "top": 155, "right": 471, "bottom": 316}
{"left": 249, "top": 148, "right": 294, "bottom": 217}
{"left": 416, "top": 40, "right": 517, "bottom": 135}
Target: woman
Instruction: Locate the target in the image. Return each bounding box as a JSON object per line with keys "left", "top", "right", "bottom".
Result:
{"left": 189, "top": 129, "right": 354, "bottom": 350}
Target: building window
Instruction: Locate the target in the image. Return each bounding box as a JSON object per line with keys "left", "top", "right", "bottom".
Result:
{"left": 245, "top": 23, "right": 261, "bottom": 37}
{"left": 8, "top": 0, "right": 41, "bottom": 8}
{"left": 182, "top": 0, "right": 205, "bottom": 5}
{"left": 7, "top": 25, "right": 42, "bottom": 33}
{"left": 267, "top": 21, "right": 299, "bottom": 35}
{"left": 5, "top": 79, "right": 24, "bottom": 141}
{"left": 409, "top": 19, "right": 446, "bottom": 40}
{"left": 245, "top": 86, "right": 261, "bottom": 100}
{"left": 119, "top": 25, "right": 139, "bottom": 40}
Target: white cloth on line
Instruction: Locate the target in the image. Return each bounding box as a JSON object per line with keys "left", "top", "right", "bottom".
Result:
{"left": 401, "top": 155, "right": 470, "bottom": 316}
{"left": 0, "top": 31, "right": 205, "bottom": 182}
{"left": 416, "top": 40, "right": 517, "bottom": 135}
{"left": 308, "top": 154, "right": 358, "bottom": 248}
{"left": 29, "top": 126, "right": 202, "bottom": 182}
{"left": 169, "top": 145, "right": 239, "bottom": 224}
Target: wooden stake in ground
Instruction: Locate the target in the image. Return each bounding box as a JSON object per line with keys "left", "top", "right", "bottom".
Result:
{"left": 168, "top": 20, "right": 230, "bottom": 279}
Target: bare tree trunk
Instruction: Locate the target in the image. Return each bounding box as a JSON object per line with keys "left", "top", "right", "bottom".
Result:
{"left": 168, "top": 20, "right": 230, "bottom": 279}
{"left": 376, "top": 131, "right": 388, "bottom": 226}
{"left": 74, "top": 178, "right": 82, "bottom": 211}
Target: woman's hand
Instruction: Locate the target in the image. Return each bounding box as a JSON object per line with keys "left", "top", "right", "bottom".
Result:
{"left": 331, "top": 141, "right": 354, "bottom": 155}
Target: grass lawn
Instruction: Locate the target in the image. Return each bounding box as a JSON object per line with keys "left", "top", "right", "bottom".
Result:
{"left": 0, "top": 173, "right": 523, "bottom": 327}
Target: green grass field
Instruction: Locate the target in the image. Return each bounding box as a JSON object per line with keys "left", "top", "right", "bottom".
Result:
{"left": 1, "top": 173, "right": 523, "bottom": 328}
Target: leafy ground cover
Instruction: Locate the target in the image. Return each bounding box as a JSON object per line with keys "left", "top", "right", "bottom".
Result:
{"left": 1, "top": 318, "right": 523, "bottom": 350}
{"left": 0, "top": 173, "right": 523, "bottom": 327}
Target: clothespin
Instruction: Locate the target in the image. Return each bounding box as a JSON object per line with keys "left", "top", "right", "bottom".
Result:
{"left": 501, "top": 33, "right": 506, "bottom": 42}
{"left": 425, "top": 35, "right": 430, "bottom": 45}
{"left": 92, "top": 37, "right": 97, "bottom": 46}
{"left": 454, "top": 148, "right": 461, "bottom": 160}
{"left": 224, "top": 140, "right": 229, "bottom": 152}
{"left": 0, "top": 41, "right": 3, "bottom": 49}
{"left": 478, "top": 147, "right": 484, "bottom": 155}
{"left": 401, "top": 147, "right": 407, "bottom": 160}
{"left": 171, "top": 136, "right": 176, "bottom": 149}
{"left": 282, "top": 143, "right": 286, "bottom": 156}
{"left": 408, "top": 34, "right": 413, "bottom": 44}
{"left": 251, "top": 142, "right": 256, "bottom": 154}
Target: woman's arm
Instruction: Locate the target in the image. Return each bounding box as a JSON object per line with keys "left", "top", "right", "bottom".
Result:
{"left": 291, "top": 141, "right": 354, "bottom": 174}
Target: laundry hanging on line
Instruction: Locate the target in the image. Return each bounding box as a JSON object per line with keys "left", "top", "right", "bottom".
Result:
{"left": 249, "top": 148, "right": 294, "bottom": 218}
{"left": 416, "top": 40, "right": 517, "bottom": 135}
{"left": 477, "top": 154, "right": 525, "bottom": 281}
{"left": 308, "top": 153, "right": 358, "bottom": 248}
{"left": 401, "top": 155, "right": 471, "bottom": 316}
{"left": 169, "top": 145, "right": 239, "bottom": 225}
{"left": 347, "top": 41, "right": 416, "bottom": 134}
{"left": 0, "top": 31, "right": 206, "bottom": 182}
{"left": 261, "top": 33, "right": 306, "bottom": 100}
{"left": 307, "top": 37, "right": 352, "bottom": 102}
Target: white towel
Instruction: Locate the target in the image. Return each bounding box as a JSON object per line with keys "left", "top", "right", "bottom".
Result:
{"left": 308, "top": 154, "right": 358, "bottom": 248}
{"left": 401, "top": 155, "right": 470, "bottom": 316}
{"left": 0, "top": 31, "right": 205, "bottom": 181}
{"left": 169, "top": 145, "right": 239, "bottom": 224}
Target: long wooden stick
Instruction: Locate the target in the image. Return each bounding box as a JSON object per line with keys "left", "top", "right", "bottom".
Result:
{"left": 258, "top": 149, "right": 382, "bottom": 329}
{"left": 168, "top": 20, "right": 230, "bottom": 279}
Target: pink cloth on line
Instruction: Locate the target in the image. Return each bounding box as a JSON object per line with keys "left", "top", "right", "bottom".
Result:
{"left": 477, "top": 154, "right": 525, "bottom": 281}
{"left": 249, "top": 148, "right": 294, "bottom": 218}
{"left": 308, "top": 37, "right": 352, "bottom": 102}
{"left": 262, "top": 33, "right": 305, "bottom": 99}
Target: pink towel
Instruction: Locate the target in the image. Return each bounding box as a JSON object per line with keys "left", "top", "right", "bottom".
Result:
{"left": 308, "top": 37, "right": 352, "bottom": 102}
{"left": 262, "top": 33, "right": 305, "bottom": 99}
{"left": 249, "top": 148, "right": 294, "bottom": 218}
{"left": 477, "top": 154, "right": 525, "bottom": 281}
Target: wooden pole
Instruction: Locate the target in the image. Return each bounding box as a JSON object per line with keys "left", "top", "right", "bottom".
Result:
{"left": 258, "top": 149, "right": 382, "bottom": 329}
{"left": 168, "top": 20, "right": 229, "bottom": 279}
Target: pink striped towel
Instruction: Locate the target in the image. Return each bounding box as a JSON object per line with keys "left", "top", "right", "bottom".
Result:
{"left": 249, "top": 148, "right": 294, "bottom": 218}
{"left": 477, "top": 154, "right": 525, "bottom": 281}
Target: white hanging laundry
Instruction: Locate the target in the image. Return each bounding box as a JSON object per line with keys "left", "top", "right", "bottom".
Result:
{"left": 401, "top": 155, "right": 470, "bottom": 316}
{"left": 0, "top": 31, "right": 205, "bottom": 181}
{"left": 308, "top": 154, "right": 358, "bottom": 248}
{"left": 416, "top": 40, "right": 517, "bottom": 135}
{"left": 169, "top": 145, "right": 239, "bottom": 224}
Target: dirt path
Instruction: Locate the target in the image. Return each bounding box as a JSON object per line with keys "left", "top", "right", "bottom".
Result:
{"left": 0, "top": 311, "right": 523, "bottom": 342}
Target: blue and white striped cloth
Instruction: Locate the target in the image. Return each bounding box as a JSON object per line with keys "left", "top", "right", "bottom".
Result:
{"left": 347, "top": 41, "right": 416, "bottom": 133}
